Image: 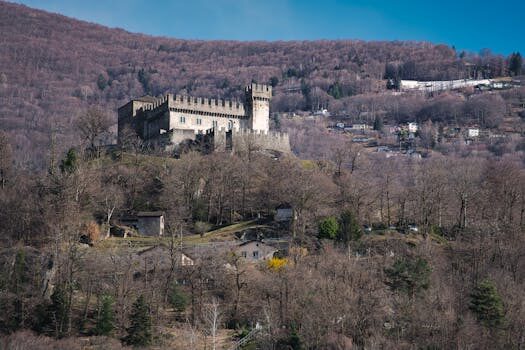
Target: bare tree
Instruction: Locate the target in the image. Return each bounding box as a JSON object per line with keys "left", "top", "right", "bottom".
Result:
{"left": 77, "top": 108, "right": 113, "bottom": 157}
{"left": 204, "top": 297, "right": 221, "bottom": 350}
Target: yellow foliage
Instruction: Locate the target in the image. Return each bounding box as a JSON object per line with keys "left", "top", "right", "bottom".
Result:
{"left": 267, "top": 257, "right": 287, "bottom": 271}
{"left": 84, "top": 221, "right": 101, "bottom": 242}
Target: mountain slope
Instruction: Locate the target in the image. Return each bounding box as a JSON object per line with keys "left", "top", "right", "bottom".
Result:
{"left": 0, "top": 1, "right": 490, "bottom": 167}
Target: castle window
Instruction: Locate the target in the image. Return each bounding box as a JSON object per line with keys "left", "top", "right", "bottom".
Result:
{"left": 196, "top": 118, "right": 202, "bottom": 125}
{"left": 228, "top": 120, "right": 233, "bottom": 130}
{"left": 180, "top": 116, "right": 186, "bottom": 124}
{"left": 212, "top": 120, "right": 218, "bottom": 128}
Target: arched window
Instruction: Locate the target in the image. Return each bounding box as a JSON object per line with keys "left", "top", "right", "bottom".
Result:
{"left": 228, "top": 120, "right": 233, "bottom": 130}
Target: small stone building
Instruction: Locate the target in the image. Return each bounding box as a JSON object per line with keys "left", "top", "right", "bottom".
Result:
{"left": 136, "top": 212, "right": 165, "bottom": 236}
{"left": 121, "top": 212, "right": 165, "bottom": 236}
{"left": 275, "top": 203, "right": 294, "bottom": 222}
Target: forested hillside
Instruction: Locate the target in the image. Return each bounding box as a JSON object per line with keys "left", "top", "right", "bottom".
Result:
{"left": 1, "top": 1, "right": 520, "bottom": 168}
{"left": 1, "top": 2, "right": 525, "bottom": 349}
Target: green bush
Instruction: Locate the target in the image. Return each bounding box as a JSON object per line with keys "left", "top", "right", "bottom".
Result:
{"left": 318, "top": 216, "right": 339, "bottom": 239}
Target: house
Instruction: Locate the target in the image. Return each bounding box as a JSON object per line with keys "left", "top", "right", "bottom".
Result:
{"left": 408, "top": 122, "right": 418, "bottom": 133}
{"left": 121, "top": 211, "right": 165, "bottom": 236}
{"left": 235, "top": 240, "right": 277, "bottom": 262}
{"left": 275, "top": 203, "right": 293, "bottom": 222}
{"left": 467, "top": 128, "right": 480, "bottom": 138}
{"left": 314, "top": 109, "right": 330, "bottom": 117}
{"left": 350, "top": 124, "right": 371, "bottom": 131}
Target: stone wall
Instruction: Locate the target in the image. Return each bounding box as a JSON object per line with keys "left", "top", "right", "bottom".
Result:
{"left": 231, "top": 129, "right": 290, "bottom": 154}
{"left": 209, "top": 128, "right": 290, "bottom": 154}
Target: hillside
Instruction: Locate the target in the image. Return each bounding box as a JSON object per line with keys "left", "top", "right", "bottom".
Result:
{"left": 1, "top": 1, "right": 511, "bottom": 168}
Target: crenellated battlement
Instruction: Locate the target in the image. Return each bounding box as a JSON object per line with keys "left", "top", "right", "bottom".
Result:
{"left": 245, "top": 83, "right": 272, "bottom": 100}
{"left": 168, "top": 93, "right": 245, "bottom": 117}
{"left": 133, "top": 92, "right": 246, "bottom": 118}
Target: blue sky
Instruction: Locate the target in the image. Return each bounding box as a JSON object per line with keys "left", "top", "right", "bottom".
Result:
{"left": 14, "top": 0, "right": 525, "bottom": 55}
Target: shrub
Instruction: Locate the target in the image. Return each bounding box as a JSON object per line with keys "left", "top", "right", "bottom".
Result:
{"left": 267, "top": 257, "right": 288, "bottom": 272}
{"left": 194, "top": 221, "right": 211, "bottom": 237}
{"left": 318, "top": 217, "right": 339, "bottom": 239}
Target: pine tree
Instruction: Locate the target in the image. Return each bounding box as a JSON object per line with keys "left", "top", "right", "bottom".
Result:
{"left": 125, "top": 295, "right": 152, "bottom": 346}
{"left": 49, "top": 284, "right": 69, "bottom": 338}
{"left": 469, "top": 279, "right": 505, "bottom": 328}
{"left": 385, "top": 257, "right": 431, "bottom": 298}
{"left": 95, "top": 295, "right": 114, "bottom": 336}
{"left": 373, "top": 115, "right": 383, "bottom": 131}
{"left": 168, "top": 283, "right": 187, "bottom": 313}
{"left": 337, "top": 210, "right": 362, "bottom": 245}
{"left": 59, "top": 148, "right": 78, "bottom": 174}
{"left": 508, "top": 52, "right": 522, "bottom": 76}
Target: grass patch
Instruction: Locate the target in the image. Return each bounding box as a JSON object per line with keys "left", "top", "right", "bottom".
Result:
{"left": 96, "top": 220, "right": 266, "bottom": 251}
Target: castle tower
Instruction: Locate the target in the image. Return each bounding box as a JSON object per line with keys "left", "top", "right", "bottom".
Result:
{"left": 245, "top": 83, "right": 271, "bottom": 133}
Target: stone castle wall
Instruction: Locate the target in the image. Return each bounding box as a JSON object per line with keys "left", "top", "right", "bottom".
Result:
{"left": 212, "top": 128, "right": 290, "bottom": 154}
{"left": 231, "top": 129, "right": 290, "bottom": 154}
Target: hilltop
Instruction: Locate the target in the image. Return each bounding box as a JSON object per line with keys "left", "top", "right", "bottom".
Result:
{"left": 2, "top": 1, "right": 518, "bottom": 167}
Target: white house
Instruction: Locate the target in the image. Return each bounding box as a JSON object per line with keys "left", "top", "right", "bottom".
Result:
{"left": 235, "top": 240, "right": 277, "bottom": 262}
{"left": 408, "top": 122, "right": 418, "bottom": 133}
{"left": 467, "top": 128, "right": 480, "bottom": 138}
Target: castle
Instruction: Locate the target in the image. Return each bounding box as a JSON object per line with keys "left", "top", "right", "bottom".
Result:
{"left": 117, "top": 83, "right": 290, "bottom": 154}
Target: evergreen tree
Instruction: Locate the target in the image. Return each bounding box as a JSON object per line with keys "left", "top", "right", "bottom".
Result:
{"left": 288, "top": 330, "right": 302, "bottom": 350}
{"left": 0, "top": 130, "right": 12, "bottom": 189}
{"left": 7, "top": 250, "right": 28, "bottom": 331}
{"left": 95, "top": 295, "right": 115, "bottom": 336}
{"left": 373, "top": 116, "right": 383, "bottom": 131}
{"left": 269, "top": 76, "right": 279, "bottom": 87}
{"left": 318, "top": 216, "right": 339, "bottom": 239}
{"left": 168, "top": 283, "right": 187, "bottom": 313}
{"left": 508, "top": 52, "right": 522, "bottom": 76}
{"left": 385, "top": 257, "right": 431, "bottom": 298}
{"left": 469, "top": 279, "right": 505, "bottom": 328}
{"left": 327, "top": 82, "right": 343, "bottom": 99}
{"left": 59, "top": 148, "right": 78, "bottom": 174}
{"left": 125, "top": 295, "right": 152, "bottom": 346}
{"left": 337, "top": 210, "right": 362, "bottom": 245}
{"left": 96, "top": 74, "right": 107, "bottom": 90}
{"left": 49, "top": 284, "right": 69, "bottom": 338}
